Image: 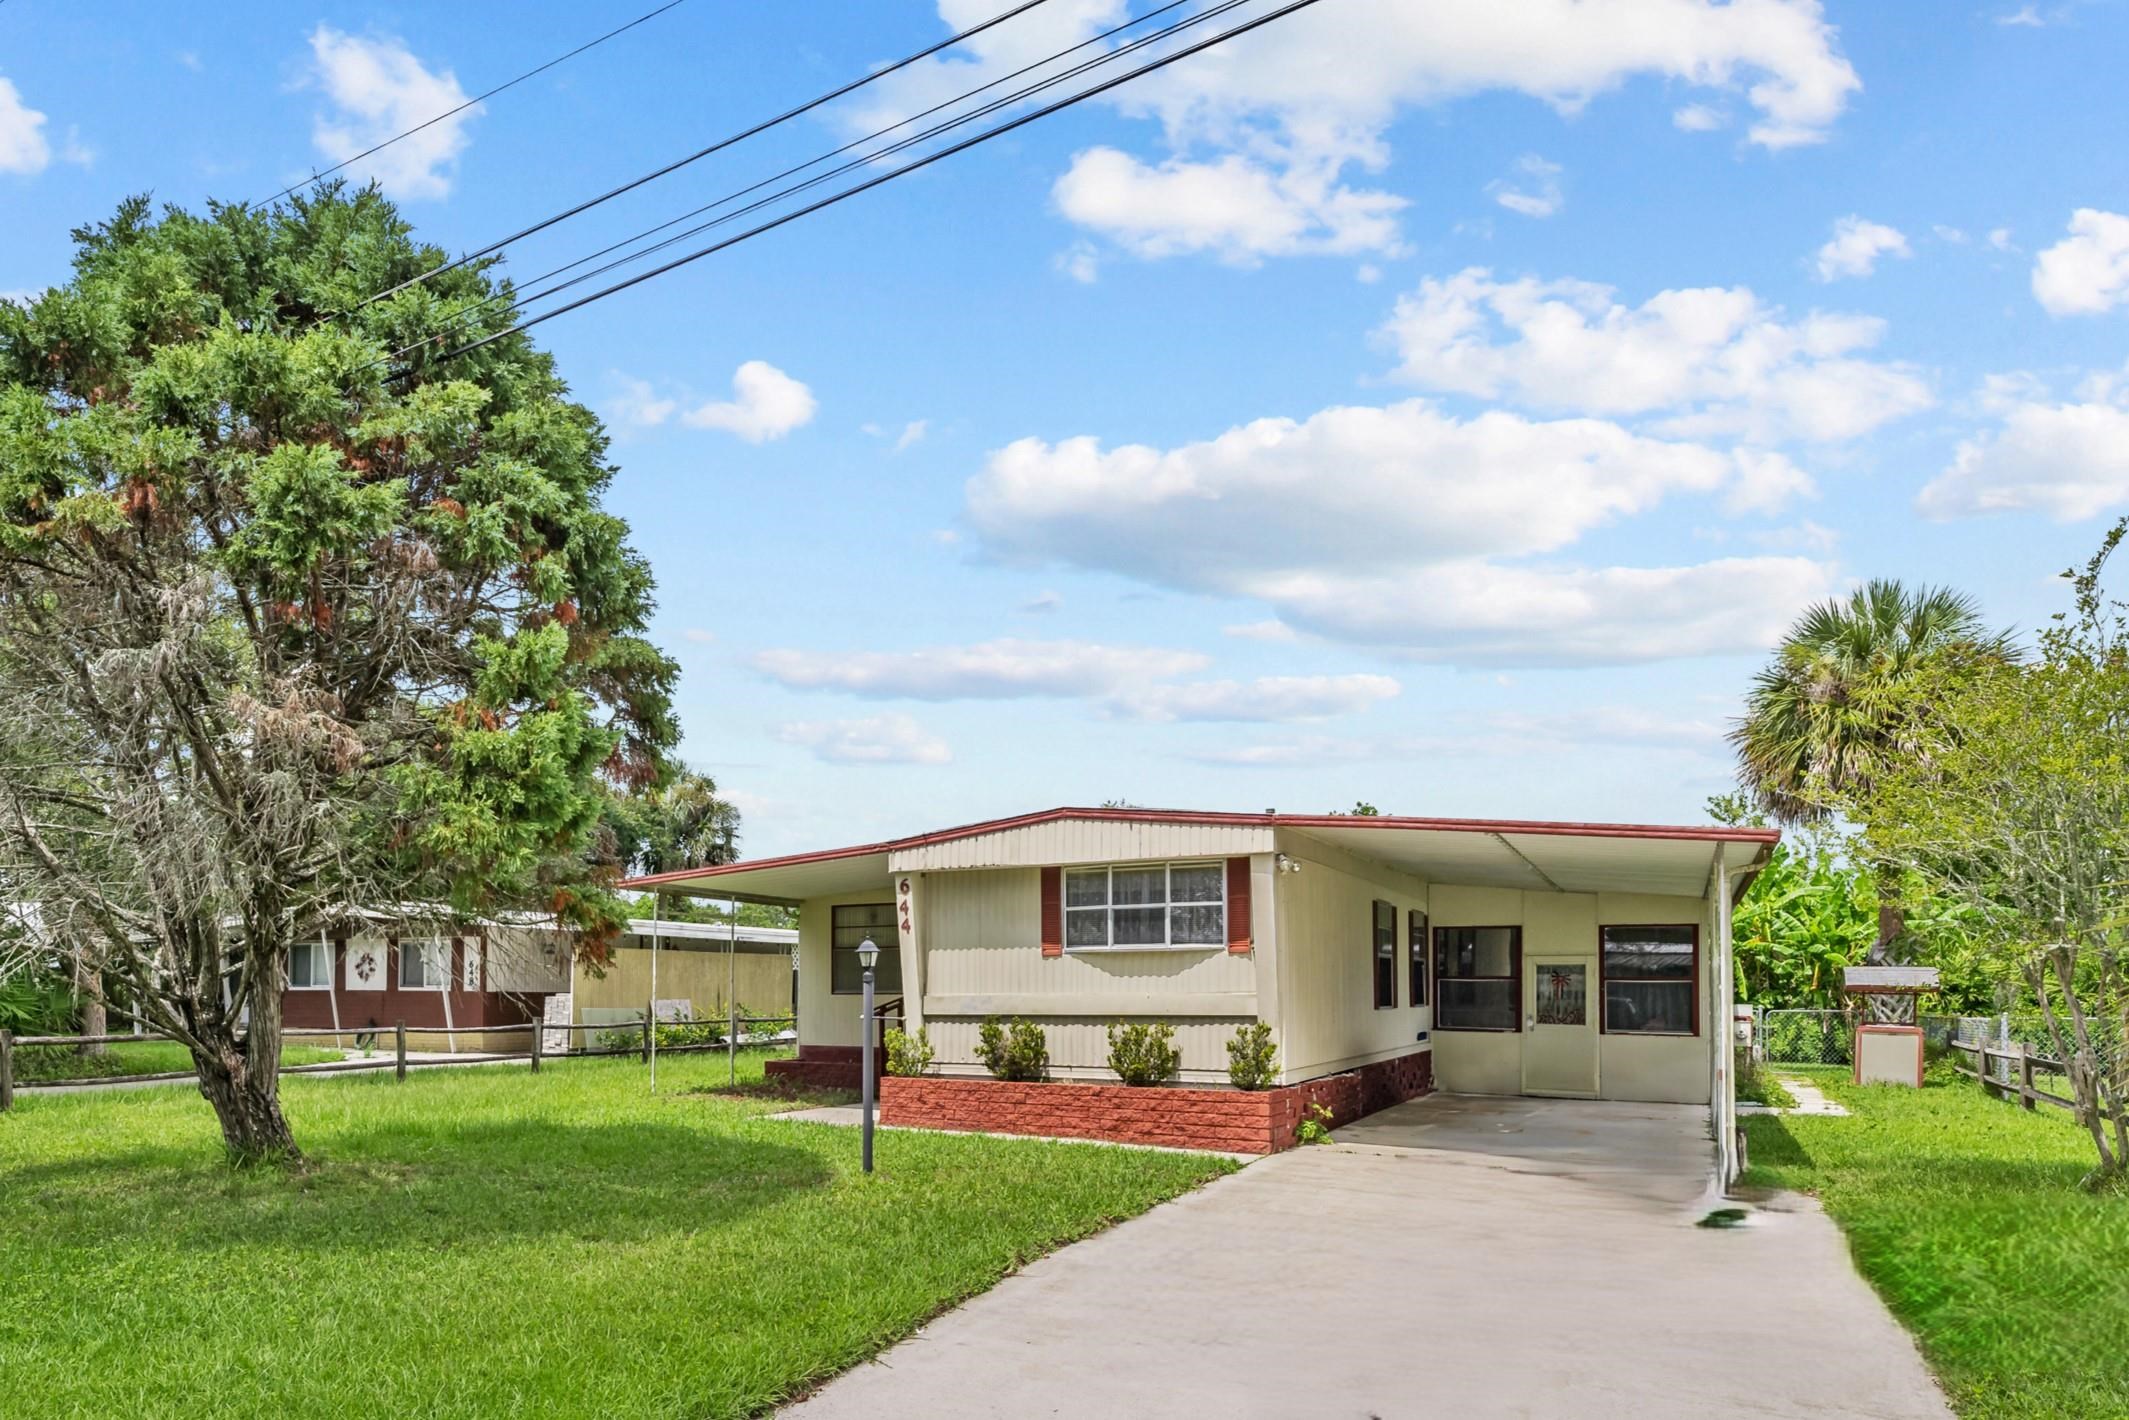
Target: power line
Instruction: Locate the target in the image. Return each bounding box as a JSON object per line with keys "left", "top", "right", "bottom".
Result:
{"left": 420, "top": 0, "right": 1332, "bottom": 368}
{"left": 350, "top": 0, "right": 1060, "bottom": 315}
{"left": 261, "top": 0, "right": 695, "bottom": 209}
{"left": 401, "top": 0, "right": 1217, "bottom": 359}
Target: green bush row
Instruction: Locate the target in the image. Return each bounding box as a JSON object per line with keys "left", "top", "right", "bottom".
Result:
{"left": 884, "top": 1018, "right": 1284, "bottom": 1090}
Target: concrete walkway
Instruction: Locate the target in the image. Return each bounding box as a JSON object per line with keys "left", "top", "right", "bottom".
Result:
{"left": 782, "top": 1095, "right": 1950, "bottom": 1420}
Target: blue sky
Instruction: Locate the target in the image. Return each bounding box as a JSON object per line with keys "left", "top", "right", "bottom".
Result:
{"left": 5, "top": 0, "right": 2128, "bottom": 857}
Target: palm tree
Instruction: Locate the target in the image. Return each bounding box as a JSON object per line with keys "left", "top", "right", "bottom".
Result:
{"left": 1731, "top": 579, "right": 2015, "bottom": 961}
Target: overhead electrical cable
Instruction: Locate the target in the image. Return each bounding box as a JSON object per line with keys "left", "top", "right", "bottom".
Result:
{"left": 349, "top": 0, "right": 1060, "bottom": 314}
{"left": 261, "top": 0, "right": 695, "bottom": 208}
{"left": 415, "top": 0, "right": 1332, "bottom": 368}
{"left": 399, "top": 0, "right": 1229, "bottom": 358}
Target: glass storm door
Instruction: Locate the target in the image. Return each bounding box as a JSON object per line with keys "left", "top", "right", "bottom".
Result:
{"left": 1522, "top": 957, "right": 1599, "bottom": 1096}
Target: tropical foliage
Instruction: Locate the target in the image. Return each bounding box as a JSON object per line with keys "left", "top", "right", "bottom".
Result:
{"left": 1712, "top": 795, "right": 2005, "bottom": 1012}
{"left": 1730, "top": 580, "right": 2014, "bottom": 962}
{"left": 1856, "top": 523, "right": 2129, "bottom": 1184}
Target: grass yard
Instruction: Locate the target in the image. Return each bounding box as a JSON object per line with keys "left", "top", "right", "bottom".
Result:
{"left": 0, "top": 1049, "right": 1234, "bottom": 1418}
{"left": 1742, "top": 1066, "right": 2129, "bottom": 1420}
{"left": 10, "top": 1038, "right": 342, "bottom": 1083}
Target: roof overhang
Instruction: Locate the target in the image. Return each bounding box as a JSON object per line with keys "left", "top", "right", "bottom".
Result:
{"left": 624, "top": 807, "right": 1777, "bottom": 904}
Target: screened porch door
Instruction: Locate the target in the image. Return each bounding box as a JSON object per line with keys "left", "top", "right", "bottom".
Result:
{"left": 1522, "top": 957, "right": 1598, "bottom": 1097}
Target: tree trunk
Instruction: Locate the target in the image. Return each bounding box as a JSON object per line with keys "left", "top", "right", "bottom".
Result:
{"left": 73, "top": 949, "right": 107, "bottom": 1058}
{"left": 189, "top": 964, "right": 301, "bottom": 1167}
{"left": 1867, "top": 899, "right": 1906, "bottom": 966}
{"left": 192, "top": 1040, "right": 301, "bottom": 1165}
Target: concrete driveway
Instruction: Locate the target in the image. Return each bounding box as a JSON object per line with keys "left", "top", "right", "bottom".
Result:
{"left": 783, "top": 1094, "right": 1950, "bottom": 1420}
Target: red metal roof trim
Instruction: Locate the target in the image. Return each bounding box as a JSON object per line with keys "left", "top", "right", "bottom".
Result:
{"left": 620, "top": 806, "right": 1779, "bottom": 891}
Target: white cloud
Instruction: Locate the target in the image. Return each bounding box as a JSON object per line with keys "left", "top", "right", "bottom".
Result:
{"left": 1489, "top": 155, "right": 1563, "bottom": 219}
{"left": 605, "top": 375, "right": 678, "bottom": 430}
{"left": 1481, "top": 706, "right": 1724, "bottom": 750}
{"left": 680, "top": 628, "right": 717, "bottom": 645}
{"left": 1108, "top": 674, "right": 1401, "bottom": 723}
{"left": 886, "top": 1, "right": 1853, "bottom": 267}
{"left": 754, "top": 638, "right": 1209, "bottom": 699}
{"left": 1813, "top": 216, "right": 1911, "bottom": 282}
{"left": 1919, "top": 380, "right": 2129, "bottom": 521}
{"left": 1018, "top": 591, "right": 1063, "bottom": 615}
{"left": 1987, "top": 227, "right": 2016, "bottom": 252}
{"left": 2031, "top": 209, "right": 2129, "bottom": 316}
{"left": 1379, "top": 268, "right": 1931, "bottom": 443}
{"left": 1224, "top": 619, "right": 1301, "bottom": 642}
{"left": 1250, "top": 556, "right": 1838, "bottom": 666}
{"left": 1672, "top": 103, "right": 1727, "bottom": 132}
{"left": 965, "top": 398, "right": 1838, "bottom": 666}
{"left": 1055, "top": 241, "right": 1101, "bottom": 284}
{"left": 779, "top": 714, "right": 952, "bottom": 766}
{"left": 680, "top": 361, "right": 818, "bottom": 442}
{"left": 0, "top": 77, "right": 53, "bottom": 175}
{"left": 894, "top": 419, "right": 929, "bottom": 452}
{"left": 307, "top": 27, "right": 478, "bottom": 201}
{"left": 1187, "top": 704, "right": 1726, "bottom": 766}
{"left": 1052, "top": 146, "right": 1407, "bottom": 264}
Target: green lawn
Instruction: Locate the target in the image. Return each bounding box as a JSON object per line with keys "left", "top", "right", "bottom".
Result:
{"left": 10, "top": 1038, "right": 342, "bottom": 1083}
{"left": 1743, "top": 1066, "right": 2129, "bottom": 1420}
{"left": 0, "top": 1049, "right": 1233, "bottom": 1418}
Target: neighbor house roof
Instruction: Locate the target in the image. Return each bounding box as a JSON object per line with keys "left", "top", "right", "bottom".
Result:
{"left": 621, "top": 806, "right": 1779, "bottom": 904}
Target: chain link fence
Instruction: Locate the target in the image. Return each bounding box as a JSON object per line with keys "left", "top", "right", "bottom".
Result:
{"left": 1750, "top": 1008, "right": 2116, "bottom": 1088}
{"left": 1754, "top": 1008, "right": 1854, "bottom": 1065}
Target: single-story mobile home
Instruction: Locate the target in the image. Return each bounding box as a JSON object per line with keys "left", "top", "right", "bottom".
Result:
{"left": 626, "top": 806, "right": 1775, "bottom": 1176}
{"left": 278, "top": 914, "right": 798, "bottom": 1053}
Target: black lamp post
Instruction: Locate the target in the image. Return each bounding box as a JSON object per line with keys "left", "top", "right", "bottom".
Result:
{"left": 857, "top": 936, "right": 879, "bottom": 1174}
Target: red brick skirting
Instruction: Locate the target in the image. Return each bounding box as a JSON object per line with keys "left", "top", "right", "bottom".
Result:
{"left": 879, "top": 1049, "right": 1433, "bottom": 1154}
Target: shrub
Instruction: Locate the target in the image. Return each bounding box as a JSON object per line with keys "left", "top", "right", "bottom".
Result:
{"left": 1107, "top": 1021, "right": 1180, "bottom": 1086}
{"left": 1297, "top": 1102, "right": 1336, "bottom": 1145}
{"left": 976, "top": 1016, "right": 1049, "bottom": 1082}
{"left": 885, "top": 1026, "right": 935, "bottom": 1077}
{"left": 1735, "top": 1047, "right": 1797, "bottom": 1109}
{"left": 655, "top": 1020, "right": 726, "bottom": 1049}
{"left": 1226, "top": 1022, "right": 1279, "bottom": 1090}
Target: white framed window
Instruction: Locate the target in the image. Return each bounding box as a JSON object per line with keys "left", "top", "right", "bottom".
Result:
{"left": 288, "top": 939, "right": 332, "bottom": 991}
{"left": 1064, "top": 862, "right": 1225, "bottom": 951}
{"left": 398, "top": 939, "right": 449, "bottom": 991}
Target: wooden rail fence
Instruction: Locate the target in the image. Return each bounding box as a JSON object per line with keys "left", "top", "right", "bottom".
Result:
{"left": 1947, "top": 1037, "right": 2081, "bottom": 1114}
{"left": 0, "top": 1013, "right": 797, "bottom": 1109}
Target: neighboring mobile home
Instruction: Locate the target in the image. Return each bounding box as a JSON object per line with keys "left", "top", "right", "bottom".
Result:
{"left": 279, "top": 910, "right": 571, "bottom": 1053}
{"left": 564, "top": 919, "right": 798, "bottom": 1032}
{"left": 625, "top": 807, "right": 1776, "bottom": 1176}
{"left": 277, "top": 915, "right": 798, "bottom": 1053}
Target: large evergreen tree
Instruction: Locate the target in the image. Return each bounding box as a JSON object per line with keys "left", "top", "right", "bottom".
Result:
{"left": 0, "top": 189, "right": 677, "bottom": 1162}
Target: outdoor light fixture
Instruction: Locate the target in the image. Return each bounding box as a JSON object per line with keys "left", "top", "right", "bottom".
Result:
{"left": 857, "top": 937, "right": 880, "bottom": 1174}
{"left": 1276, "top": 853, "right": 1302, "bottom": 874}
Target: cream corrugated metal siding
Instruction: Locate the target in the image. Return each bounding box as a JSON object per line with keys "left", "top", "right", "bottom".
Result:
{"left": 890, "top": 820, "right": 1274, "bottom": 872}
{"left": 1270, "top": 832, "right": 1432, "bottom": 1081}
{"left": 919, "top": 866, "right": 1258, "bottom": 1003}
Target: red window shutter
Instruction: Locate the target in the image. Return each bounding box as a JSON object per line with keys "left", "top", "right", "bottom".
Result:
{"left": 1040, "top": 866, "right": 1063, "bottom": 957}
{"left": 1226, "top": 856, "right": 1253, "bottom": 954}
